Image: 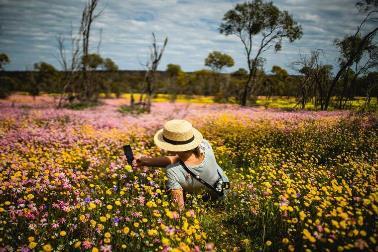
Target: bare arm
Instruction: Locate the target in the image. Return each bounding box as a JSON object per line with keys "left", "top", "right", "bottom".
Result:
{"left": 136, "top": 155, "right": 179, "bottom": 167}
{"left": 170, "top": 189, "right": 184, "bottom": 210}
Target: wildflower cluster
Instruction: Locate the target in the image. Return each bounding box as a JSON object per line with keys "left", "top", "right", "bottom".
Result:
{"left": 0, "top": 97, "right": 376, "bottom": 251}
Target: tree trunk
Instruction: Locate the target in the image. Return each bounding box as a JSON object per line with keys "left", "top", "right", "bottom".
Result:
{"left": 241, "top": 71, "right": 254, "bottom": 106}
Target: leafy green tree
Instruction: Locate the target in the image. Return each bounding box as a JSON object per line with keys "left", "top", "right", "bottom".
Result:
{"left": 324, "top": 0, "right": 378, "bottom": 110}
{"left": 30, "top": 62, "right": 58, "bottom": 98}
{"left": 0, "top": 53, "right": 10, "bottom": 71}
{"left": 103, "top": 58, "right": 118, "bottom": 71}
{"left": 0, "top": 76, "right": 15, "bottom": 99}
{"left": 166, "top": 64, "right": 182, "bottom": 77}
{"left": 205, "top": 51, "right": 234, "bottom": 72}
{"left": 219, "top": 0, "right": 302, "bottom": 106}
{"left": 204, "top": 51, "right": 234, "bottom": 99}
{"left": 190, "top": 69, "right": 214, "bottom": 95}
{"left": 102, "top": 58, "right": 119, "bottom": 98}
{"left": 264, "top": 65, "right": 289, "bottom": 97}
{"left": 0, "top": 53, "right": 13, "bottom": 99}
{"left": 165, "top": 64, "right": 186, "bottom": 101}
{"left": 82, "top": 53, "right": 104, "bottom": 70}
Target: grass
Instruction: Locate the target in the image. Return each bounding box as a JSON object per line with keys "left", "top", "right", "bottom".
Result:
{"left": 4, "top": 92, "right": 377, "bottom": 111}
{"left": 63, "top": 101, "right": 101, "bottom": 110}
{"left": 118, "top": 104, "right": 149, "bottom": 115}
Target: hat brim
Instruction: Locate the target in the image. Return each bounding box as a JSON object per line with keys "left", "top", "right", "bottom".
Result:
{"left": 154, "top": 127, "right": 203, "bottom": 152}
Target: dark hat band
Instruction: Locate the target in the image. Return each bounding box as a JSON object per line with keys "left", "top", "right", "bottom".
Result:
{"left": 163, "top": 135, "right": 195, "bottom": 145}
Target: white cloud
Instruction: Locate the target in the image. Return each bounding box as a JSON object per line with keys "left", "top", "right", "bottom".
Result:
{"left": 0, "top": 0, "right": 372, "bottom": 74}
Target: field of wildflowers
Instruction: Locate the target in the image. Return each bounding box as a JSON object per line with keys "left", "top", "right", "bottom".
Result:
{"left": 0, "top": 95, "right": 377, "bottom": 251}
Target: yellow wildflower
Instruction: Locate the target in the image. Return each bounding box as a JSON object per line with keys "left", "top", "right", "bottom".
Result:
{"left": 42, "top": 244, "right": 53, "bottom": 252}
{"left": 147, "top": 229, "right": 158, "bottom": 236}
{"left": 123, "top": 227, "right": 130, "bottom": 234}
{"left": 28, "top": 242, "right": 37, "bottom": 249}
{"left": 162, "top": 237, "right": 170, "bottom": 246}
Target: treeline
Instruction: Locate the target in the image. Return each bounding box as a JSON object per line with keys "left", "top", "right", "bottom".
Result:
{"left": 1, "top": 65, "right": 377, "bottom": 109}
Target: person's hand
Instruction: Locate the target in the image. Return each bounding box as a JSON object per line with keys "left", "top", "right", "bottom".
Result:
{"left": 132, "top": 154, "right": 145, "bottom": 168}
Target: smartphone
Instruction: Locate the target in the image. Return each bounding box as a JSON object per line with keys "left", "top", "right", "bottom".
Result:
{"left": 123, "top": 145, "right": 134, "bottom": 165}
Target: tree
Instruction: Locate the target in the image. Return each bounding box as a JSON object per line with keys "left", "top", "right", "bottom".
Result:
{"left": 140, "top": 33, "right": 168, "bottom": 112}
{"left": 334, "top": 34, "right": 378, "bottom": 108}
{"left": 103, "top": 58, "right": 118, "bottom": 71}
{"left": 0, "top": 53, "right": 13, "bottom": 99}
{"left": 166, "top": 64, "right": 182, "bottom": 76}
{"left": 166, "top": 64, "right": 184, "bottom": 101}
{"left": 102, "top": 58, "right": 120, "bottom": 98}
{"left": 361, "top": 71, "right": 378, "bottom": 110}
{"left": 229, "top": 68, "right": 248, "bottom": 102}
{"left": 82, "top": 53, "right": 103, "bottom": 70}
{"left": 204, "top": 51, "right": 235, "bottom": 100}
{"left": 55, "top": 0, "right": 103, "bottom": 107}
{"left": 205, "top": 51, "right": 234, "bottom": 72}
{"left": 0, "top": 53, "right": 10, "bottom": 71}
{"left": 219, "top": 0, "right": 302, "bottom": 106}
{"left": 79, "top": 0, "right": 103, "bottom": 102}
{"left": 324, "top": 0, "right": 378, "bottom": 110}
{"left": 29, "top": 62, "right": 57, "bottom": 99}
{"left": 265, "top": 65, "right": 289, "bottom": 97}
{"left": 293, "top": 50, "right": 333, "bottom": 110}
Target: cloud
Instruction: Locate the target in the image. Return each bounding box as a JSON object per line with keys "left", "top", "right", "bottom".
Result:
{"left": 0, "top": 0, "right": 371, "bottom": 73}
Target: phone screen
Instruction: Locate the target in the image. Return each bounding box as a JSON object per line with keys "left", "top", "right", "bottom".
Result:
{"left": 123, "top": 145, "right": 134, "bottom": 165}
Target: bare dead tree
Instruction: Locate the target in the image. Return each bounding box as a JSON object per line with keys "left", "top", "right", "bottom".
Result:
{"left": 79, "top": 0, "right": 104, "bottom": 102}
{"left": 292, "top": 50, "right": 333, "bottom": 110}
{"left": 55, "top": 24, "right": 82, "bottom": 108}
{"left": 141, "top": 33, "right": 168, "bottom": 112}
{"left": 55, "top": 0, "right": 104, "bottom": 107}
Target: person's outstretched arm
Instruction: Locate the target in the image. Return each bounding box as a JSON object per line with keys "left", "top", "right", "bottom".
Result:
{"left": 133, "top": 155, "right": 179, "bottom": 168}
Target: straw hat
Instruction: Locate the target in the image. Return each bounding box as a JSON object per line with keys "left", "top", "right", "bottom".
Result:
{"left": 154, "top": 119, "right": 203, "bottom": 152}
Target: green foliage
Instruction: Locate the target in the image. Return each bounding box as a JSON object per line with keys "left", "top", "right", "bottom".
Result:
{"left": 0, "top": 76, "right": 16, "bottom": 99}
{"left": 204, "top": 51, "right": 234, "bottom": 72}
{"left": 219, "top": 0, "right": 303, "bottom": 52}
{"left": 63, "top": 101, "right": 100, "bottom": 110}
{"left": 219, "top": 0, "right": 303, "bottom": 106}
{"left": 82, "top": 53, "right": 104, "bottom": 70}
{"left": 0, "top": 53, "right": 10, "bottom": 71}
{"left": 166, "top": 64, "right": 182, "bottom": 77}
{"left": 103, "top": 58, "right": 119, "bottom": 71}
{"left": 30, "top": 62, "right": 58, "bottom": 96}
{"left": 118, "top": 104, "right": 149, "bottom": 115}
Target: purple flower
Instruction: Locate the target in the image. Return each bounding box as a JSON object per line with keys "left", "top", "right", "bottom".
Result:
{"left": 20, "top": 246, "right": 31, "bottom": 252}
{"left": 100, "top": 245, "right": 112, "bottom": 252}
{"left": 132, "top": 212, "right": 142, "bottom": 218}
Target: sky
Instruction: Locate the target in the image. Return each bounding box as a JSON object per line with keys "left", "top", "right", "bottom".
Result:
{"left": 0, "top": 0, "right": 372, "bottom": 73}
